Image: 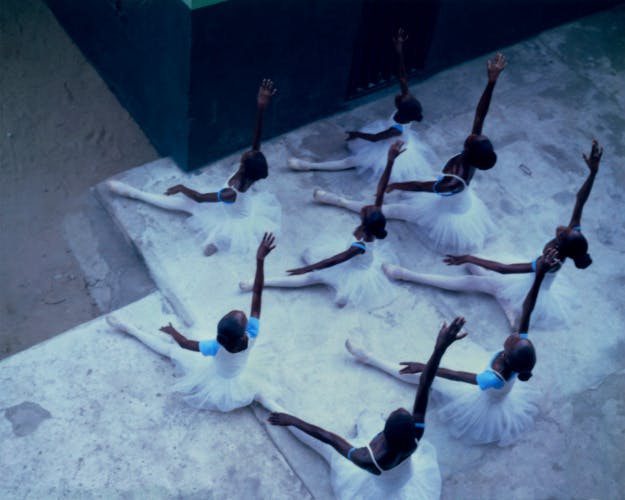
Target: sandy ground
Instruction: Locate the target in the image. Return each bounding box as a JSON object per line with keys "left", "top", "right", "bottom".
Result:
{"left": 0, "top": 0, "right": 158, "bottom": 358}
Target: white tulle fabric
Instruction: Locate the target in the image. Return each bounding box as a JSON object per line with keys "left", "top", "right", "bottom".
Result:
{"left": 346, "top": 117, "right": 438, "bottom": 182}
{"left": 171, "top": 340, "right": 264, "bottom": 412}
{"left": 436, "top": 370, "right": 540, "bottom": 447}
{"left": 329, "top": 412, "right": 441, "bottom": 500}
{"left": 400, "top": 183, "right": 494, "bottom": 254}
{"left": 188, "top": 185, "right": 281, "bottom": 256}
{"left": 303, "top": 238, "right": 398, "bottom": 309}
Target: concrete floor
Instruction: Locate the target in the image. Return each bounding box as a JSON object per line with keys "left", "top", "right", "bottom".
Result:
{"left": 1, "top": 2, "right": 624, "bottom": 499}
{"left": 0, "top": 0, "right": 156, "bottom": 359}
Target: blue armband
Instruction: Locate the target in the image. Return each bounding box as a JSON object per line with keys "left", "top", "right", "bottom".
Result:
{"left": 351, "top": 242, "right": 366, "bottom": 252}
{"left": 217, "top": 188, "right": 235, "bottom": 204}
{"left": 476, "top": 370, "right": 505, "bottom": 390}
{"left": 391, "top": 123, "right": 404, "bottom": 133}
{"left": 572, "top": 225, "right": 581, "bottom": 232}
{"left": 413, "top": 422, "right": 426, "bottom": 429}
{"left": 531, "top": 259, "right": 537, "bottom": 272}
{"left": 518, "top": 333, "right": 528, "bottom": 339}
{"left": 199, "top": 339, "right": 220, "bottom": 356}
{"left": 246, "top": 317, "right": 260, "bottom": 339}
{"left": 347, "top": 447, "right": 357, "bottom": 462}
{"left": 432, "top": 176, "right": 458, "bottom": 197}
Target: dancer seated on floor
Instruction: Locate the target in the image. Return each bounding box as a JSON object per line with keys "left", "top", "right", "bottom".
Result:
{"left": 384, "top": 140, "right": 602, "bottom": 329}
{"left": 260, "top": 318, "right": 469, "bottom": 500}
{"left": 107, "top": 233, "right": 276, "bottom": 412}
{"left": 107, "top": 79, "right": 280, "bottom": 256}
{"left": 288, "top": 28, "right": 433, "bottom": 183}
{"left": 241, "top": 141, "right": 403, "bottom": 309}
{"left": 347, "top": 251, "right": 560, "bottom": 446}
{"left": 314, "top": 53, "right": 507, "bottom": 254}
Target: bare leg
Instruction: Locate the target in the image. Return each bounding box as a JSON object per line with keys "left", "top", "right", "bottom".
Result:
{"left": 464, "top": 264, "right": 519, "bottom": 327}
{"left": 345, "top": 340, "right": 420, "bottom": 385}
{"left": 313, "top": 189, "right": 362, "bottom": 213}
{"left": 382, "top": 264, "right": 499, "bottom": 296}
{"left": 107, "top": 180, "right": 196, "bottom": 215}
{"left": 240, "top": 273, "right": 325, "bottom": 292}
{"left": 288, "top": 156, "right": 357, "bottom": 172}
{"left": 106, "top": 315, "right": 175, "bottom": 359}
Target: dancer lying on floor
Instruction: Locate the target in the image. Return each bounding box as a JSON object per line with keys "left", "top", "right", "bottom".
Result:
{"left": 288, "top": 28, "right": 433, "bottom": 182}
{"left": 384, "top": 139, "right": 602, "bottom": 328}
{"left": 347, "top": 250, "right": 560, "bottom": 446}
{"left": 107, "top": 79, "right": 280, "bottom": 256}
{"left": 107, "top": 233, "right": 276, "bottom": 411}
{"left": 260, "top": 317, "right": 470, "bottom": 500}
{"left": 314, "top": 53, "right": 507, "bottom": 253}
{"left": 241, "top": 141, "right": 403, "bottom": 309}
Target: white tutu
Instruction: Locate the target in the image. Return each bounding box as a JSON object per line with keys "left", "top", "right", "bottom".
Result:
{"left": 437, "top": 377, "right": 540, "bottom": 447}
{"left": 400, "top": 186, "right": 494, "bottom": 254}
{"left": 188, "top": 187, "right": 281, "bottom": 256}
{"left": 347, "top": 118, "right": 438, "bottom": 183}
{"left": 303, "top": 238, "right": 398, "bottom": 309}
{"left": 171, "top": 339, "right": 266, "bottom": 412}
{"left": 495, "top": 269, "right": 573, "bottom": 329}
{"left": 330, "top": 412, "right": 441, "bottom": 500}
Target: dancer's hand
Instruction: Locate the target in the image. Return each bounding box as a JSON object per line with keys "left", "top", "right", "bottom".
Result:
{"left": 393, "top": 28, "right": 408, "bottom": 53}
{"left": 165, "top": 184, "right": 186, "bottom": 196}
{"left": 443, "top": 254, "right": 469, "bottom": 266}
{"left": 435, "top": 317, "right": 468, "bottom": 350}
{"left": 536, "top": 248, "right": 561, "bottom": 275}
{"left": 583, "top": 139, "right": 603, "bottom": 173}
{"left": 388, "top": 140, "right": 406, "bottom": 161}
{"left": 345, "top": 131, "right": 360, "bottom": 141}
{"left": 399, "top": 361, "right": 426, "bottom": 374}
{"left": 257, "top": 232, "right": 276, "bottom": 261}
{"left": 159, "top": 323, "right": 177, "bottom": 336}
{"left": 487, "top": 53, "right": 506, "bottom": 82}
{"left": 257, "top": 78, "right": 277, "bottom": 110}
{"left": 267, "top": 412, "right": 296, "bottom": 426}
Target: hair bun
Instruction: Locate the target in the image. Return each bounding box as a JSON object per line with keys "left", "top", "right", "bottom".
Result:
{"left": 573, "top": 253, "right": 592, "bottom": 269}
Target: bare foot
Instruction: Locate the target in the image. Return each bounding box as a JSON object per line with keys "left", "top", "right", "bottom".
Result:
{"left": 345, "top": 339, "right": 370, "bottom": 364}
{"left": 288, "top": 157, "right": 310, "bottom": 171}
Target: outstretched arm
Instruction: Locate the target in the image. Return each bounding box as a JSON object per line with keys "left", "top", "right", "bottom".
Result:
{"left": 399, "top": 362, "right": 478, "bottom": 384}
{"left": 444, "top": 254, "right": 533, "bottom": 274}
{"left": 393, "top": 28, "right": 410, "bottom": 95}
{"left": 164, "top": 185, "right": 237, "bottom": 203}
{"left": 252, "top": 79, "right": 276, "bottom": 151}
{"left": 345, "top": 128, "right": 402, "bottom": 143}
{"left": 412, "top": 317, "right": 468, "bottom": 418}
{"left": 386, "top": 157, "right": 463, "bottom": 195}
{"left": 287, "top": 246, "right": 363, "bottom": 276}
{"left": 471, "top": 53, "right": 506, "bottom": 135}
{"left": 250, "top": 233, "right": 276, "bottom": 319}
{"left": 569, "top": 140, "right": 602, "bottom": 228}
{"left": 374, "top": 140, "right": 405, "bottom": 206}
{"left": 517, "top": 249, "right": 559, "bottom": 333}
{"left": 159, "top": 323, "right": 199, "bottom": 352}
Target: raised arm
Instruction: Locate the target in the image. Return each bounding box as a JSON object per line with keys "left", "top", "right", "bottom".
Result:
{"left": 252, "top": 79, "right": 276, "bottom": 151}
{"left": 250, "top": 233, "right": 276, "bottom": 319}
{"left": 444, "top": 254, "right": 533, "bottom": 274}
{"left": 164, "top": 184, "right": 237, "bottom": 203}
{"left": 287, "top": 246, "right": 364, "bottom": 276}
{"left": 159, "top": 323, "right": 199, "bottom": 352}
{"left": 569, "top": 140, "right": 602, "bottom": 228}
{"left": 517, "top": 249, "right": 559, "bottom": 333}
{"left": 374, "top": 140, "right": 405, "bottom": 206}
{"left": 393, "top": 28, "right": 410, "bottom": 95}
{"left": 412, "top": 317, "right": 468, "bottom": 418}
{"left": 471, "top": 53, "right": 506, "bottom": 135}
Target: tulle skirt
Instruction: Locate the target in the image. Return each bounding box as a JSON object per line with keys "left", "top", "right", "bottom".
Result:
{"left": 303, "top": 239, "right": 398, "bottom": 309}
{"left": 347, "top": 120, "right": 438, "bottom": 183}
{"left": 330, "top": 412, "right": 441, "bottom": 500}
{"left": 437, "top": 380, "right": 540, "bottom": 447}
{"left": 401, "top": 187, "right": 494, "bottom": 254}
{"left": 188, "top": 190, "right": 281, "bottom": 256}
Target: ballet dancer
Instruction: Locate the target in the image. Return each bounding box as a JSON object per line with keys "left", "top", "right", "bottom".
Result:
{"left": 347, "top": 250, "right": 560, "bottom": 446}
{"left": 106, "top": 233, "right": 276, "bottom": 411}
{"left": 314, "top": 53, "right": 507, "bottom": 253}
{"left": 241, "top": 141, "right": 404, "bottom": 308}
{"left": 288, "top": 29, "right": 434, "bottom": 182}
{"left": 106, "top": 79, "right": 280, "bottom": 256}
{"left": 260, "top": 317, "right": 470, "bottom": 499}
{"left": 384, "top": 139, "right": 602, "bottom": 328}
